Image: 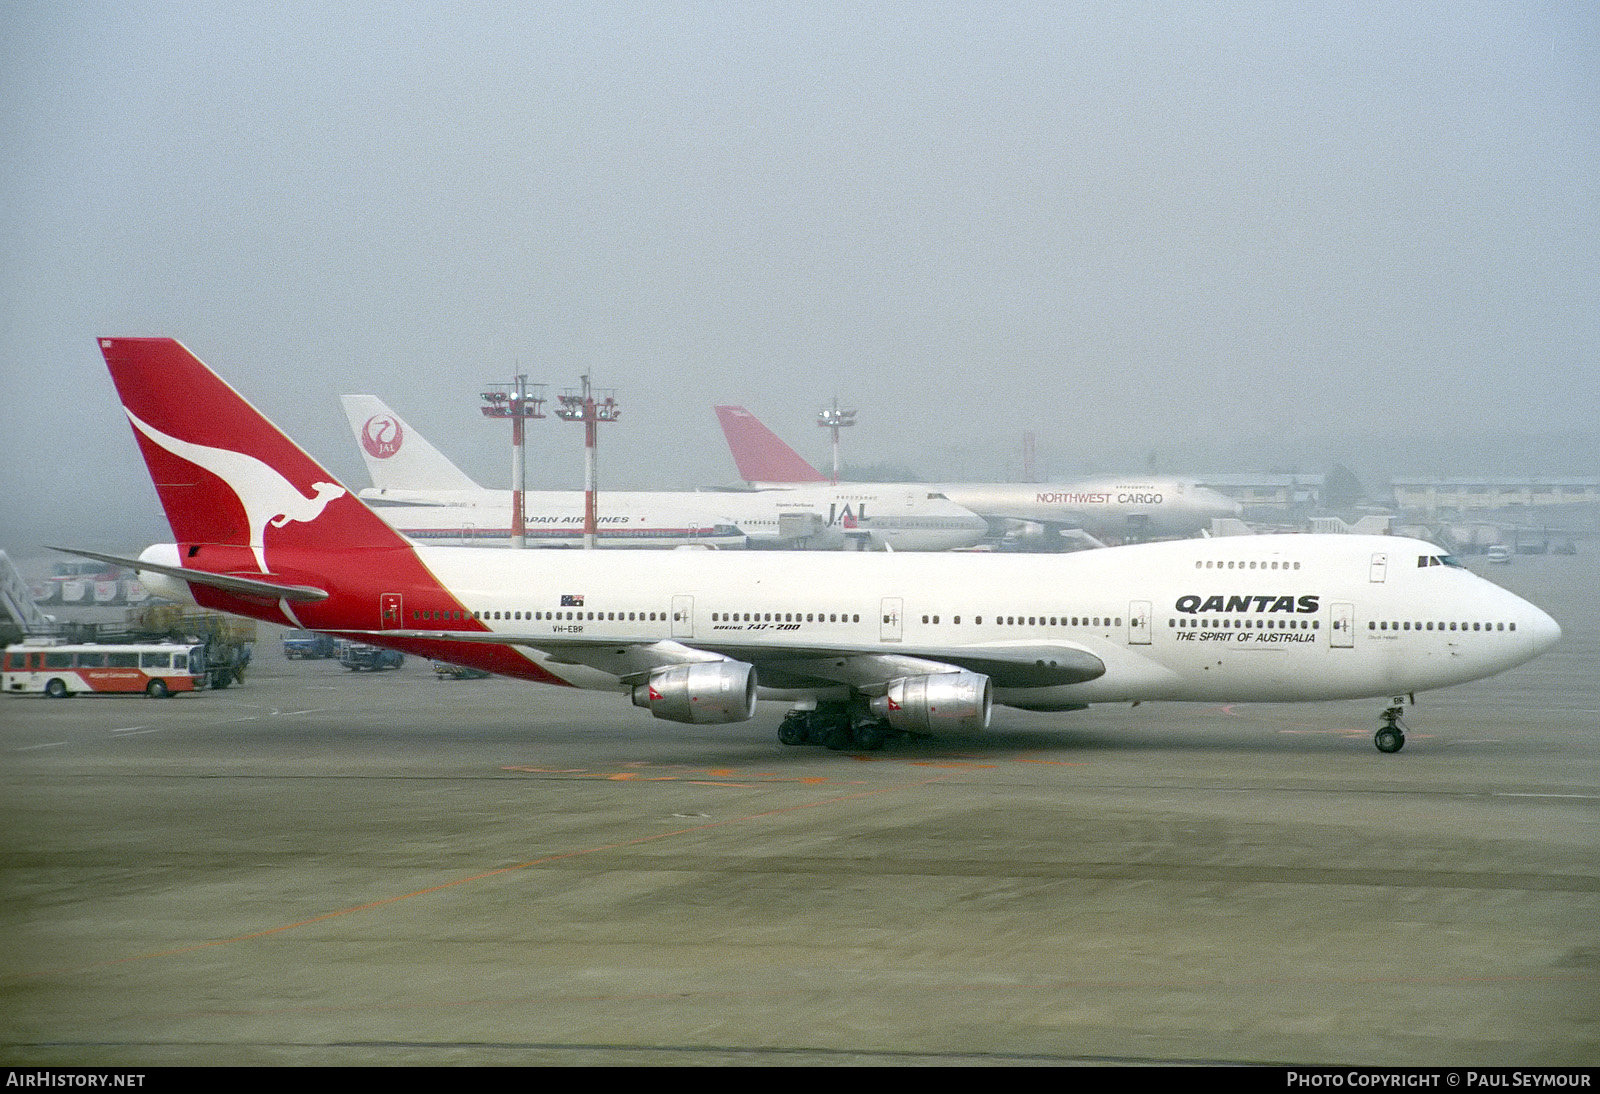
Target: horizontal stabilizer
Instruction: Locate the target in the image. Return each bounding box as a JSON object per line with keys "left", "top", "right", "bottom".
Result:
{"left": 47, "top": 546, "right": 330, "bottom": 603}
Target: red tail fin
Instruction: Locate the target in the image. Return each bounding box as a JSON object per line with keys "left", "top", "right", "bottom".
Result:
{"left": 99, "top": 337, "right": 411, "bottom": 572}
{"left": 96, "top": 337, "right": 573, "bottom": 686}
{"left": 713, "top": 405, "right": 828, "bottom": 484}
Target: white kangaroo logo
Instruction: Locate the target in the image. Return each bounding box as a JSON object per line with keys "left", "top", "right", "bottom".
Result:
{"left": 126, "top": 409, "right": 347, "bottom": 573}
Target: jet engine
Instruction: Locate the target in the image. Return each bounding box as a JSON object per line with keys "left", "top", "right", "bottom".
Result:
{"left": 631, "top": 661, "right": 758, "bottom": 724}
{"left": 868, "top": 671, "right": 991, "bottom": 735}
{"left": 135, "top": 543, "right": 197, "bottom": 605}
{"left": 999, "top": 519, "right": 1047, "bottom": 547}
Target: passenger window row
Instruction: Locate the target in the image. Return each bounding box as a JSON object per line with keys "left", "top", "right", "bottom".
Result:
{"left": 1170, "top": 618, "right": 1318, "bottom": 629}
{"left": 1372, "top": 621, "right": 1515, "bottom": 632}
{"left": 427, "top": 609, "right": 670, "bottom": 622}
{"left": 978, "top": 615, "right": 1120, "bottom": 627}
{"left": 712, "top": 612, "right": 861, "bottom": 623}
{"left": 1194, "top": 559, "right": 1301, "bottom": 570}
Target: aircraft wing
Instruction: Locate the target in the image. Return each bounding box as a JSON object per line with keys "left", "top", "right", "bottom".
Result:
{"left": 350, "top": 629, "right": 1105, "bottom": 690}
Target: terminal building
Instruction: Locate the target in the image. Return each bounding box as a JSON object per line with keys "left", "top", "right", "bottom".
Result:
{"left": 1196, "top": 473, "right": 1324, "bottom": 512}
{"left": 1390, "top": 477, "right": 1600, "bottom": 517}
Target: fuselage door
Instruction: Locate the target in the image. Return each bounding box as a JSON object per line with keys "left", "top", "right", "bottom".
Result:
{"left": 880, "top": 597, "right": 903, "bottom": 642}
{"left": 379, "top": 593, "right": 403, "bottom": 630}
{"left": 1369, "top": 553, "right": 1388, "bottom": 583}
{"left": 1330, "top": 601, "right": 1355, "bottom": 648}
{"left": 1128, "top": 600, "right": 1151, "bottom": 645}
{"left": 672, "top": 595, "right": 694, "bottom": 639}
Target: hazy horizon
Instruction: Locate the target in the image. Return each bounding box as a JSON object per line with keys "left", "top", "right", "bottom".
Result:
{"left": 4, "top": 3, "right": 1597, "bottom": 553}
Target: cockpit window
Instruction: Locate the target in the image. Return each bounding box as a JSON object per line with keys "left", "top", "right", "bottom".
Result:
{"left": 1417, "top": 554, "right": 1465, "bottom": 569}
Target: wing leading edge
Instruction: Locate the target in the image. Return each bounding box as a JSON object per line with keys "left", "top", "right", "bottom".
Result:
{"left": 347, "top": 627, "right": 1106, "bottom": 691}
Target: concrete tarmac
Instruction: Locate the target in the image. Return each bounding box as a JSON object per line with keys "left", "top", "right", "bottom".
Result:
{"left": 1, "top": 553, "right": 1596, "bottom": 1066}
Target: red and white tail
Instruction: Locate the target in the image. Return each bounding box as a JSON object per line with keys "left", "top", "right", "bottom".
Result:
{"left": 100, "top": 338, "right": 412, "bottom": 570}
{"left": 713, "top": 405, "right": 828, "bottom": 484}
{"left": 96, "top": 336, "right": 447, "bottom": 632}
{"left": 93, "top": 337, "right": 572, "bottom": 685}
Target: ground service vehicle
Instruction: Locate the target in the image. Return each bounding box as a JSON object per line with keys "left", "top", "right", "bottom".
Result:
{"left": 340, "top": 642, "right": 404, "bottom": 671}
{"left": 3, "top": 641, "right": 208, "bottom": 698}
{"left": 283, "top": 629, "right": 337, "bottom": 658}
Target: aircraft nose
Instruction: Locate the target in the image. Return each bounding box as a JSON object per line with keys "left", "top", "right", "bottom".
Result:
{"left": 1525, "top": 606, "right": 1562, "bottom": 654}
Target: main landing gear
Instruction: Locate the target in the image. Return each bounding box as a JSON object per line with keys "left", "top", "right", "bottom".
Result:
{"left": 778, "top": 700, "right": 894, "bottom": 752}
{"left": 1374, "top": 697, "right": 1410, "bottom": 753}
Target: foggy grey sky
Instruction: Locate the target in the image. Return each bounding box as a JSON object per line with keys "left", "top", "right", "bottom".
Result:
{"left": 3, "top": 2, "right": 1598, "bottom": 554}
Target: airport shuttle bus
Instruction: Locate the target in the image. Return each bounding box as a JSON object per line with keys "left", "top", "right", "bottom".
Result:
{"left": 3, "top": 642, "right": 209, "bottom": 698}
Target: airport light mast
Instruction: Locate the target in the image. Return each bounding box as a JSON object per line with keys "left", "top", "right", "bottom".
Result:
{"left": 816, "top": 397, "right": 856, "bottom": 485}
{"left": 480, "top": 375, "right": 546, "bottom": 549}
{"left": 553, "top": 374, "right": 620, "bottom": 550}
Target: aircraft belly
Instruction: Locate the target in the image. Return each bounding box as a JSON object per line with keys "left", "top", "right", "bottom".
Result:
{"left": 1363, "top": 636, "right": 1527, "bottom": 696}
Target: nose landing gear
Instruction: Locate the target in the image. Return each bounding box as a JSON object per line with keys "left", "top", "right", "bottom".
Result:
{"left": 1375, "top": 700, "right": 1408, "bottom": 753}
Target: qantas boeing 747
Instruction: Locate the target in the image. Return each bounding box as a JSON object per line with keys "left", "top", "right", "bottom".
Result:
{"left": 62, "top": 338, "right": 1560, "bottom": 754}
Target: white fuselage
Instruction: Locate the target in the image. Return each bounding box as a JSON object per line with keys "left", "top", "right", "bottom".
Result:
{"left": 910, "top": 478, "right": 1241, "bottom": 541}
{"left": 396, "top": 534, "right": 1558, "bottom": 708}
{"left": 365, "top": 497, "right": 749, "bottom": 549}
{"left": 360, "top": 484, "right": 990, "bottom": 552}
{"left": 743, "top": 476, "right": 1242, "bottom": 543}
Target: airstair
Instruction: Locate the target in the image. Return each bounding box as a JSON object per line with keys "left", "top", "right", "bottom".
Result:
{"left": 0, "top": 551, "right": 52, "bottom": 635}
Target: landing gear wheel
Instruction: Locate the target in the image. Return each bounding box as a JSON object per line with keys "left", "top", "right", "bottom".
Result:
{"left": 1374, "top": 726, "right": 1405, "bottom": 753}
{"left": 1374, "top": 703, "right": 1407, "bottom": 753}
{"left": 822, "top": 724, "right": 856, "bottom": 751}
{"left": 852, "top": 722, "right": 888, "bottom": 751}
{"left": 145, "top": 679, "right": 169, "bottom": 699}
{"left": 778, "top": 711, "right": 811, "bottom": 746}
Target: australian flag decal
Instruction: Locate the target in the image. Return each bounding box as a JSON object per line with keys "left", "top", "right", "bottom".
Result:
{"left": 560, "top": 594, "right": 584, "bottom": 607}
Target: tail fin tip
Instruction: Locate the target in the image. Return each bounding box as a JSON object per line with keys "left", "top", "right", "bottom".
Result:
{"left": 712, "top": 405, "right": 828, "bottom": 484}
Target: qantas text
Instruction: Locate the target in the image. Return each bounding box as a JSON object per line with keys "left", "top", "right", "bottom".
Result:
{"left": 1176, "top": 594, "right": 1321, "bottom": 614}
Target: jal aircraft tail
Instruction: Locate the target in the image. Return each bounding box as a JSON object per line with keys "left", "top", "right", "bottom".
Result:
{"left": 340, "top": 394, "right": 483, "bottom": 494}
{"left": 713, "top": 405, "right": 829, "bottom": 484}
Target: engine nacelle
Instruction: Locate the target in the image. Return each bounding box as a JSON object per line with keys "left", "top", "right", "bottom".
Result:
{"left": 1000, "top": 519, "right": 1048, "bottom": 547}
{"left": 631, "top": 661, "right": 758, "bottom": 725}
{"left": 869, "top": 671, "right": 992, "bottom": 735}
{"left": 136, "top": 543, "right": 196, "bottom": 606}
